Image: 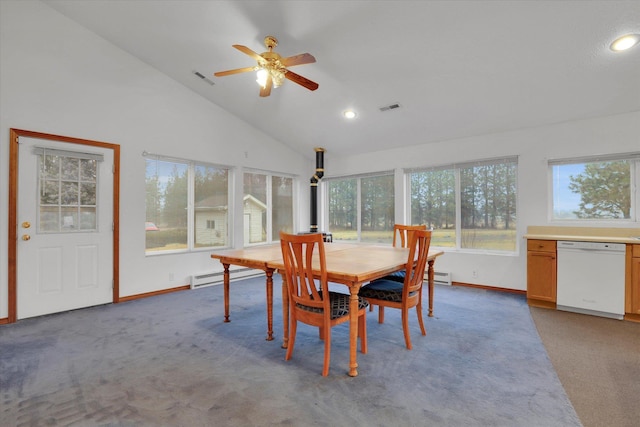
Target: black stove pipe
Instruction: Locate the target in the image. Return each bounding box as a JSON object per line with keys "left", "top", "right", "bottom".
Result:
{"left": 310, "top": 148, "right": 325, "bottom": 233}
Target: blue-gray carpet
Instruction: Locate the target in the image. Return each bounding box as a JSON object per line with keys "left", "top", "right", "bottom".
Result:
{"left": 1, "top": 276, "right": 581, "bottom": 426}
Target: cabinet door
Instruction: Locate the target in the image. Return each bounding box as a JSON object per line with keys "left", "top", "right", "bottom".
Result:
{"left": 631, "top": 257, "right": 640, "bottom": 315}
{"left": 527, "top": 251, "right": 557, "bottom": 302}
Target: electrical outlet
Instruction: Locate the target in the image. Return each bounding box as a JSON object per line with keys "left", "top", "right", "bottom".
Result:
{"left": 472, "top": 270, "right": 478, "bottom": 278}
{"left": 169, "top": 273, "right": 175, "bottom": 281}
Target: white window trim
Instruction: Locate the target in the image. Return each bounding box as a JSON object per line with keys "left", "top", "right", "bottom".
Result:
{"left": 547, "top": 152, "right": 639, "bottom": 225}
{"left": 144, "top": 152, "right": 234, "bottom": 255}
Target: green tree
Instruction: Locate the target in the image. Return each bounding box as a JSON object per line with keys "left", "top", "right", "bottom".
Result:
{"left": 569, "top": 161, "right": 630, "bottom": 219}
{"left": 163, "top": 164, "right": 188, "bottom": 227}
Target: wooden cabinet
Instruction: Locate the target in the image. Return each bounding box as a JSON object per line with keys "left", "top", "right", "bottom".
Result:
{"left": 625, "top": 245, "right": 640, "bottom": 321}
{"left": 527, "top": 239, "right": 557, "bottom": 308}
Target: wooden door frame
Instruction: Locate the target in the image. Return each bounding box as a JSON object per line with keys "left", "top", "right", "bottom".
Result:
{"left": 7, "top": 128, "right": 120, "bottom": 323}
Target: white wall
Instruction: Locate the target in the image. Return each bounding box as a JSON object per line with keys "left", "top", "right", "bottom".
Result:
{"left": 328, "top": 110, "right": 640, "bottom": 290}
{"left": 1, "top": 2, "right": 638, "bottom": 322}
{"left": 0, "top": 0, "right": 312, "bottom": 319}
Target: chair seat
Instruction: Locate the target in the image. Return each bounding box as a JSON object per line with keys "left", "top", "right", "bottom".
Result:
{"left": 359, "top": 279, "right": 417, "bottom": 303}
{"left": 296, "top": 291, "right": 369, "bottom": 319}
{"left": 382, "top": 271, "right": 405, "bottom": 282}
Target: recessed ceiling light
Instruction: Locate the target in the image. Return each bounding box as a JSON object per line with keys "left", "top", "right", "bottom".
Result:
{"left": 610, "top": 33, "right": 640, "bottom": 52}
{"left": 343, "top": 110, "right": 357, "bottom": 119}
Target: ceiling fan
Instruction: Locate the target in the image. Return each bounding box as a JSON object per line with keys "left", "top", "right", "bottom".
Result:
{"left": 214, "top": 35, "right": 319, "bottom": 97}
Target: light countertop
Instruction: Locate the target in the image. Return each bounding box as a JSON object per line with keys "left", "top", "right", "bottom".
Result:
{"left": 525, "top": 226, "right": 640, "bottom": 244}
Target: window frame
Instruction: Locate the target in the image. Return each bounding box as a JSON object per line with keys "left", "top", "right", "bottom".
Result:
{"left": 548, "top": 152, "right": 640, "bottom": 225}
{"left": 243, "top": 168, "right": 297, "bottom": 246}
{"left": 322, "top": 171, "right": 395, "bottom": 243}
{"left": 406, "top": 156, "right": 518, "bottom": 254}
{"left": 144, "top": 153, "right": 233, "bottom": 256}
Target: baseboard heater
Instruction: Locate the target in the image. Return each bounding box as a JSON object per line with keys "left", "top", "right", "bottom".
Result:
{"left": 426, "top": 271, "right": 452, "bottom": 286}
{"left": 191, "top": 267, "right": 265, "bottom": 289}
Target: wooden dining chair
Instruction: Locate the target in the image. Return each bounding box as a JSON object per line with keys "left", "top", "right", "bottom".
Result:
{"left": 280, "top": 231, "right": 368, "bottom": 376}
{"left": 369, "top": 224, "right": 427, "bottom": 313}
{"left": 359, "top": 229, "right": 432, "bottom": 350}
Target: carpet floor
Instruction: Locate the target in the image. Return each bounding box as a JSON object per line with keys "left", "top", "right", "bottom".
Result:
{"left": 1, "top": 276, "right": 581, "bottom": 426}
{"left": 531, "top": 306, "right": 640, "bottom": 427}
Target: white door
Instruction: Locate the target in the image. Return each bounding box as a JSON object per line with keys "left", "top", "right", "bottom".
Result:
{"left": 17, "top": 137, "right": 113, "bottom": 319}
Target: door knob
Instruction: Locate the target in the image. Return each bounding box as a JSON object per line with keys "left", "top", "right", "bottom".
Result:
{"left": 22, "top": 235, "right": 30, "bottom": 241}
{"left": 22, "top": 221, "right": 31, "bottom": 229}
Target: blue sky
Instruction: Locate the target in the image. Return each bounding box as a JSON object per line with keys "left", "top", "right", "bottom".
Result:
{"left": 552, "top": 164, "right": 584, "bottom": 213}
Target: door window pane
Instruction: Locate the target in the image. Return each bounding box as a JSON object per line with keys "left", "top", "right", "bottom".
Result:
{"left": 38, "top": 153, "right": 98, "bottom": 233}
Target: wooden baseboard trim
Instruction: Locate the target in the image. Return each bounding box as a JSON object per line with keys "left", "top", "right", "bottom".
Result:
{"left": 0, "top": 317, "right": 9, "bottom": 325}
{"left": 119, "top": 284, "right": 190, "bottom": 303}
{"left": 527, "top": 299, "right": 557, "bottom": 309}
{"left": 452, "top": 281, "right": 526, "bottom": 295}
{"left": 624, "top": 313, "right": 640, "bottom": 323}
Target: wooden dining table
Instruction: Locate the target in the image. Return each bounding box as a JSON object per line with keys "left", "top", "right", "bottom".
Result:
{"left": 211, "top": 242, "right": 444, "bottom": 377}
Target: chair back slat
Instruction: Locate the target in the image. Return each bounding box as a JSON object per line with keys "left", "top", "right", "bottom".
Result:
{"left": 393, "top": 224, "right": 427, "bottom": 248}
{"left": 403, "top": 229, "right": 432, "bottom": 296}
{"left": 280, "top": 232, "right": 327, "bottom": 311}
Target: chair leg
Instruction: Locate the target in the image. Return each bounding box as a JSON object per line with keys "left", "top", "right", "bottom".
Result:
{"left": 416, "top": 301, "right": 427, "bottom": 336}
{"left": 322, "top": 327, "right": 331, "bottom": 377}
{"left": 369, "top": 304, "right": 374, "bottom": 312}
{"left": 401, "top": 307, "right": 412, "bottom": 350}
{"left": 358, "top": 312, "right": 367, "bottom": 354}
{"left": 285, "top": 319, "right": 297, "bottom": 361}
{"left": 378, "top": 306, "right": 385, "bottom": 324}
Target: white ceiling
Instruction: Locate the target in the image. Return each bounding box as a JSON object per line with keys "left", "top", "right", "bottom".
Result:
{"left": 43, "top": 0, "right": 640, "bottom": 160}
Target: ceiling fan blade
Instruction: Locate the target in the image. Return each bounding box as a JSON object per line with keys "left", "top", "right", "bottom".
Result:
{"left": 259, "top": 75, "right": 273, "bottom": 97}
{"left": 284, "top": 70, "right": 319, "bottom": 91}
{"left": 214, "top": 66, "right": 256, "bottom": 77}
{"left": 281, "top": 53, "right": 316, "bottom": 67}
{"left": 233, "top": 44, "right": 264, "bottom": 62}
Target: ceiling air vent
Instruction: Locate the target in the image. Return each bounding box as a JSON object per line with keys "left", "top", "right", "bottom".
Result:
{"left": 193, "top": 70, "right": 215, "bottom": 86}
{"left": 379, "top": 103, "right": 401, "bottom": 112}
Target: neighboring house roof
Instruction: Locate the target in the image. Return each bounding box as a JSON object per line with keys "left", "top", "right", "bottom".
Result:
{"left": 194, "top": 194, "right": 267, "bottom": 211}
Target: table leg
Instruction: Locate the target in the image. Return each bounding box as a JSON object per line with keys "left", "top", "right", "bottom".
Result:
{"left": 265, "top": 269, "right": 274, "bottom": 341}
{"left": 348, "top": 287, "right": 359, "bottom": 377}
{"left": 280, "top": 271, "right": 289, "bottom": 349}
{"left": 223, "top": 263, "right": 230, "bottom": 323}
{"left": 427, "top": 259, "right": 435, "bottom": 317}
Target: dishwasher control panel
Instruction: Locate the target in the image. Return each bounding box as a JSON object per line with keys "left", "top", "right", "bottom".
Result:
{"left": 557, "top": 240, "right": 625, "bottom": 252}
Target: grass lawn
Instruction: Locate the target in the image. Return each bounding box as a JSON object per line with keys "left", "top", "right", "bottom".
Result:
{"left": 330, "top": 228, "right": 516, "bottom": 251}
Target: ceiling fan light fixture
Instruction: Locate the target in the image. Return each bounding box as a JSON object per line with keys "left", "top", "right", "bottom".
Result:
{"left": 256, "top": 68, "right": 269, "bottom": 88}
{"left": 610, "top": 33, "right": 640, "bottom": 51}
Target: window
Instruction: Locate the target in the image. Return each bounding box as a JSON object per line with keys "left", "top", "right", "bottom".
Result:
{"left": 36, "top": 148, "right": 101, "bottom": 233}
{"left": 145, "top": 155, "right": 230, "bottom": 253}
{"left": 550, "top": 153, "right": 639, "bottom": 222}
{"left": 408, "top": 157, "right": 517, "bottom": 252}
{"left": 243, "top": 171, "right": 294, "bottom": 245}
{"left": 326, "top": 172, "right": 395, "bottom": 243}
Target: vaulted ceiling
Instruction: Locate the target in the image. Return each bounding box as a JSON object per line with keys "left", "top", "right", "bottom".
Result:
{"left": 44, "top": 1, "right": 640, "bottom": 160}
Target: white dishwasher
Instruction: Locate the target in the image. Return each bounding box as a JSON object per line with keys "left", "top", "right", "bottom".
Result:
{"left": 556, "top": 240, "right": 626, "bottom": 320}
